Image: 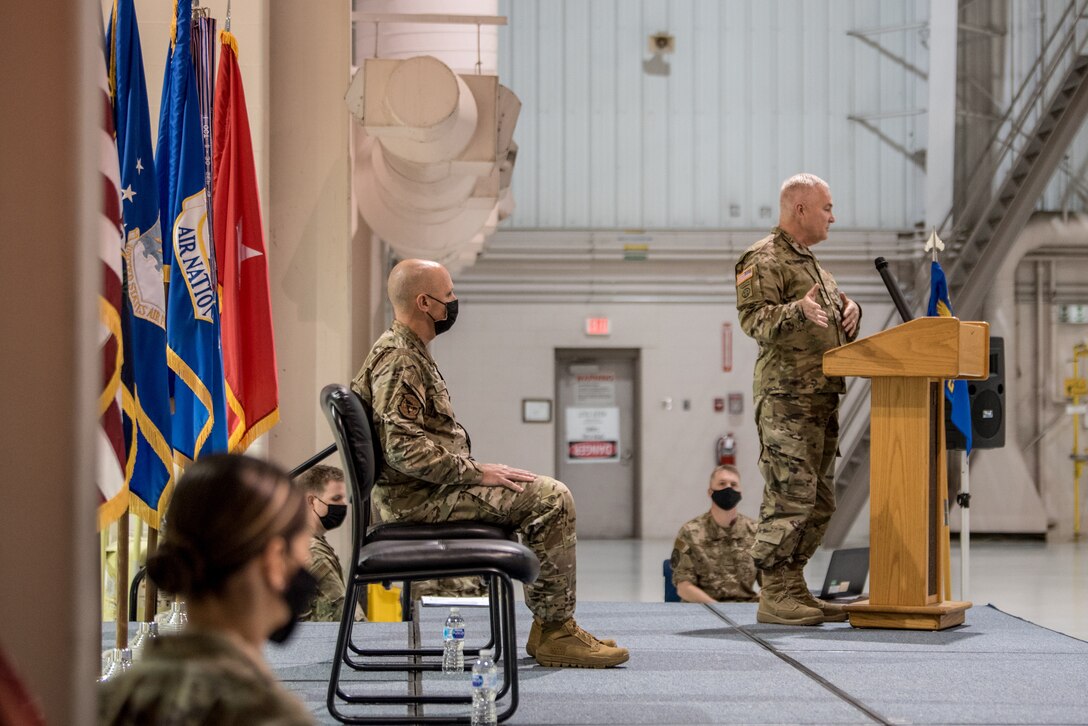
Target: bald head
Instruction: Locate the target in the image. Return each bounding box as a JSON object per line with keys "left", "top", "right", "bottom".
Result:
{"left": 388, "top": 259, "right": 450, "bottom": 315}
{"left": 777, "top": 173, "right": 835, "bottom": 247}
{"left": 779, "top": 174, "right": 829, "bottom": 215}
{"left": 387, "top": 259, "right": 457, "bottom": 343}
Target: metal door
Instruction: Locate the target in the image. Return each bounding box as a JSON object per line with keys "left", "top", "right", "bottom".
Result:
{"left": 555, "top": 349, "right": 639, "bottom": 538}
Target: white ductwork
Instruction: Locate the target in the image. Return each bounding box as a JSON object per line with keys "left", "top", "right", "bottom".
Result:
{"left": 355, "top": 0, "right": 499, "bottom": 74}
{"left": 349, "top": 1, "right": 519, "bottom": 273}
{"left": 951, "top": 212, "right": 1088, "bottom": 534}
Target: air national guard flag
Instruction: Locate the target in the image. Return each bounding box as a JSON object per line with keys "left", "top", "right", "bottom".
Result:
{"left": 98, "top": 32, "right": 127, "bottom": 530}
{"left": 928, "top": 260, "right": 973, "bottom": 454}
{"left": 108, "top": 0, "right": 174, "bottom": 526}
{"left": 213, "top": 30, "right": 280, "bottom": 452}
{"left": 157, "top": 0, "right": 229, "bottom": 464}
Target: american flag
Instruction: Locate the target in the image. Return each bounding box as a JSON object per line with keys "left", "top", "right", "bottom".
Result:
{"left": 98, "top": 38, "right": 128, "bottom": 528}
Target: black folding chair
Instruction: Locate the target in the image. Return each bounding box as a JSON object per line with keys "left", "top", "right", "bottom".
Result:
{"left": 352, "top": 389, "right": 516, "bottom": 663}
{"left": 321, "top": 384, "right": 539, "bottom": 724}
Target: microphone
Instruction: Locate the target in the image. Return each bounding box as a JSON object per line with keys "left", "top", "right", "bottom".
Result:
{"left": 874, "top": 257, "right": 913, "bottom": 323}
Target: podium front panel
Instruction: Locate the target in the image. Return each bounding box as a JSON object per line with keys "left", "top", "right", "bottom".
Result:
{"left": 870, "top": 377, "right": 934, "bottom": 606}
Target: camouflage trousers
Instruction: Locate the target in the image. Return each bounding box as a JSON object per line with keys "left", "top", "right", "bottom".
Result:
{"left": 751, "top": 393, "right": 839, "bottom": 572}
{"left": 374, "top": 476, "right": 577, "bottom": 623}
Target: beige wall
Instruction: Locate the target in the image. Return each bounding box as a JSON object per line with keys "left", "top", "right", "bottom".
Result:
{"left": 0, "top": 0, "right": 100, "bottom": 722}
{"left": 267, "top": 0, "right": 371, "bottom": 560}
{"left": 267, "top": 0, "right": 357, "bottom": 467}
{"left": 432, "top": 299, "right": 892, "bottom": 540}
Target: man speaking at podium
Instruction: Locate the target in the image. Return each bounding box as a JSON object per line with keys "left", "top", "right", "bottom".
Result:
{"left": 735, "top": 174, "right": 862, "bottom": 626}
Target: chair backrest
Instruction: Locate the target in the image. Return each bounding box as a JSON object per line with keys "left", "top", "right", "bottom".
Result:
{"left": 662, "top": 558, "right": 681, "bottom": 603}
{"left": 320, "top": 384, "right": 377, "bottom": 547}
{"left": 358, "top": 397, "right": 386, "bottom": 479}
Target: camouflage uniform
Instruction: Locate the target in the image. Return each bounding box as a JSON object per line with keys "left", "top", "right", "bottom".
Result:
{"left": 410, "top": 575, "right": 487, "bottom": 599}
{"left": 671, "top": 512, "right": 759, "bottom": 602}
{"left": 301, "top": 534, "right": 346, "bottom": 622}
{"left": 98, "top": 630, "right": 315, "bottom": 725}
{"left": 736, "top": 227, "right": 860, "bottom": 572}
{"left": 352, "top": 322, "right": 577, "bottom": 623}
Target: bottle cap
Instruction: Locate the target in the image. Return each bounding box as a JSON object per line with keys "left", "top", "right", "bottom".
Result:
{"left": 479, "top": 648, "right": 492, "bottom": 658}
{"left": 450, "top": 607, "right": 460, "bottom": 613}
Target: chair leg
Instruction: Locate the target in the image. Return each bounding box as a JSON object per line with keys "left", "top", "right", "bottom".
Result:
{"left": 401, "top": 578, "right": 413, "bottom": 621}
{"left": 347, "top": 576, "right": 500, "bottom": 669}
{"left": 496, "top": 574, "right": 520, "bottom": 722}
{"left": 327, "top": 580, "right": 363, "bottom": 719}
{"left": 487, "top": 575, "right": 503, "bottom": 663}
{"left": 329, "top": 570, "right": 524, "bottom": 724}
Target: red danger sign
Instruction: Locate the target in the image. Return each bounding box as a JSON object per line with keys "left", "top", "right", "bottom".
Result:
{"left": 568, "top": 441, "right": 617, "bottom": 459}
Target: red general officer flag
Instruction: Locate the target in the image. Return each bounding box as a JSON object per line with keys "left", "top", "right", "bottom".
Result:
{"left": 213, "top": 29, "right": 279, "bottom": 452}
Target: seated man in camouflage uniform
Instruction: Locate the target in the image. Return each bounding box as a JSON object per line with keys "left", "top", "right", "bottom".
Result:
{"left": 352, "top": 259, "right": 628, "bottom": 668}
{"left": 295, "top": 465, "right": 355, "bottom": 622}
{"left": 670, "top": 464, "right": 759, "bottom": 603}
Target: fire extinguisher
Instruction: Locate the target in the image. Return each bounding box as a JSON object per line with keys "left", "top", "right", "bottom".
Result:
{"left": 716, "top": 433, "right": 736, "bottom": 466}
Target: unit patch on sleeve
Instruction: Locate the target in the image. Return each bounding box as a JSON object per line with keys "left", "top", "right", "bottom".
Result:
{"left": 397, "top": 391, "right": 423, "bottom": 420}
{"left": 736, "top": 265, "right": 756, "bottom": 301}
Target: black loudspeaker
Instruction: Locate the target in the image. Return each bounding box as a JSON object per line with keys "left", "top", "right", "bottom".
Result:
{"left": 946, "top": 336, "right": 1005, "bottom": 450}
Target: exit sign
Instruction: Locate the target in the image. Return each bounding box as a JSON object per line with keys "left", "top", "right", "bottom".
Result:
{"left": 585, "top": 317, "right": 610, "bottom": 336}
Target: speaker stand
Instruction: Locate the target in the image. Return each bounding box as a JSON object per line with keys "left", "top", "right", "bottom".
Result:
{"left": 958, "top": 450, "right": 970, "bottom": 601}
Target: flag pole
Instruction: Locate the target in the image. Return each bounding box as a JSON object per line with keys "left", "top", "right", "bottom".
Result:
{"left": 927, "top": 228, "right": 955, "bottom": 601}
{"left": 115, "top": 512, "right": 129, "bottom": 649}
{"left": 960, "top": 450, "right": 971, "bottom": 601}
{"left": 144, "top": 527, "right": 159, "bottom": 620}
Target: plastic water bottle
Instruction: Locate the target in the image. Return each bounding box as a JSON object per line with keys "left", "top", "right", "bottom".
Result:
{"left": 98, "top": 648, "right": 133, "bottom": 682}
{"left": 442, "top": 607, "right": 466, "bottom": 673}
{"left": 470, "top": 648, "right": 498, "bottom": 726}
{"left": 160, "top": 600, "right": 188, "bottom": 634}
{"left": 130, "top": 621, "right": 158, "bottom": 661}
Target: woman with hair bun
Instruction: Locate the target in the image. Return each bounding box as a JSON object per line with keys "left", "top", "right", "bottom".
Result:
{"left": 99, "top": 454, "right": 318, "bottom": 725}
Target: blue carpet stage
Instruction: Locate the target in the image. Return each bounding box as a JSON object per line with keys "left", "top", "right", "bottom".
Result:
{"left": 107, "top": 602, "right": 1088, "bottom": 724}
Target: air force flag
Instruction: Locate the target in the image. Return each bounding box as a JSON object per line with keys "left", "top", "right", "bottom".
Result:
{"left": 157, "top": 0, "right": 228, "bottom": 463}
{"left": 928, "top": 260, "right": 973, "bottom": 455}
{"left": 108, "top": 0, "right": 174, "bottom": 524}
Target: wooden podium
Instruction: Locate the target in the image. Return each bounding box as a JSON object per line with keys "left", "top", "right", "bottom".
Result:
{"left": 824, "top": 317, "right": 989, "bottom": 630}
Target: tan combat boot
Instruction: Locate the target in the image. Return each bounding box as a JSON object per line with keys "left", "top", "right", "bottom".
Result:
{"left": 786, "top": 561, "right": 848, "bottom": 622}
{"left": 533, "top": 618, "right": 630, "bottom": 668}
{"left": 526, "top": 616, "right": 616, "bottom": 657}
{"left": 756, "top": 567, "right": 824, "bottom": 626}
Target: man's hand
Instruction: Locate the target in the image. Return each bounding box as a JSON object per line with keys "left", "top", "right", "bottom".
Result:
{"left": 800, "top": 284, "right": 829, "bottom": 328}
{"left": 479, "top": 463, "right": 536, "bottom": 493}
{"left": 839, "top": 291, "right": 860, "bottom": 337}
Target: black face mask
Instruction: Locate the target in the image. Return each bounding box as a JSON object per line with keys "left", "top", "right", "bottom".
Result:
{"left": 711, "top": 487, "right": 742, "bottom": 511}
{"left": 425, "top": 295, "right": 458, "bottom": 335}
{"left": 316, "top": 499, "right": 347, "bottom": 531}
{"left": 268, "top": 567, "right": 320, "bottom": 644}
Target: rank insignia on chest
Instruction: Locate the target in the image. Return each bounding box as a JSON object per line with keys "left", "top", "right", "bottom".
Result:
{"left": 398, "top": 391, "right": 423, "bottom": 419}
{"left": 736, "top": 265, "right": 755, "bottom": 300}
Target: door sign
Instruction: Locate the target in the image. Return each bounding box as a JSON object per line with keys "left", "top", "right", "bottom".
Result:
{"left": 574, "top": 373, "right": 616, "bottom": 405}
{"left": 565, "top": 406, "right": 620, "bottom": 463}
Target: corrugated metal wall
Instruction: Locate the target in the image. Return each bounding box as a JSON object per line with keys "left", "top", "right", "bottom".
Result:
{"left": 1005, "top": 0, "right": 1088, "bottom": 214}
{"left": 497, "top": 0, "right": 929, "bottom": 230}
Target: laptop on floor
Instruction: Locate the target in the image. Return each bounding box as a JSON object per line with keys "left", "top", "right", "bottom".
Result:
{"left": 813, "top": 547, "right": 869, "bottom": 601}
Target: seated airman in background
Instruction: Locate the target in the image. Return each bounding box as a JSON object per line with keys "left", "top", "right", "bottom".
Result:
{"left": 671, "top": 464, "right": 759, "bottom": 603}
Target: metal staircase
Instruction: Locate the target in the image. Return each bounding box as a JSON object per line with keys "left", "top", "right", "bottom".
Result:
{"left": 825, "top": 1, "right": 1088, "bottom": 546}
